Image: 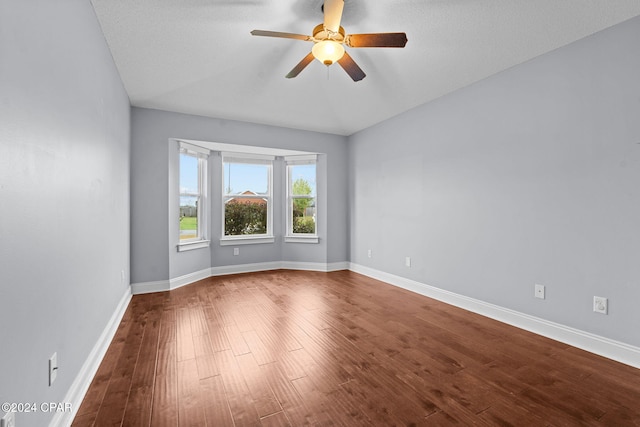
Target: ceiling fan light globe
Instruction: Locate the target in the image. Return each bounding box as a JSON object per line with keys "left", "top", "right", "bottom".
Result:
{"left": 312, "top": 40, "right": 344, "bottom": 66}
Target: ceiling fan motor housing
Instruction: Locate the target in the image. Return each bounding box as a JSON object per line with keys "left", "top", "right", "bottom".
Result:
{"left": 312, "top": 23, "right": 345, "bottom": 42}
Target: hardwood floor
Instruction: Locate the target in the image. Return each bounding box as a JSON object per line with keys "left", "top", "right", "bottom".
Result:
{"left": 73, "top": 270, "right": 640, "bottom": 426}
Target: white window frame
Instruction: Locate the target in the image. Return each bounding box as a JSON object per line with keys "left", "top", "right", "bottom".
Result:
{"left": 177, "top": 141, "right": 210, "bottom": 252}
{"left": 221, "top": 152, "right": 274, "bottom": 245}
{"left": 285, "top": 155, "right": 318, "bottom": 243}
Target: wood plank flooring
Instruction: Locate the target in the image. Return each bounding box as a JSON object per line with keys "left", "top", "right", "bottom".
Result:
{"left": 72, "top": 270, "right": 640, "bottom": 426}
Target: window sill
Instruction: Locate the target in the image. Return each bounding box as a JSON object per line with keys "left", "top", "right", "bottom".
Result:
{"left": 220, "top": 236, "right": 275, "bottom": 246}
{"left": 177, "top": 240, "right": 211, "bottom": 252}
{"left": 284, "top": 235, "right": 319, "bottom": 244}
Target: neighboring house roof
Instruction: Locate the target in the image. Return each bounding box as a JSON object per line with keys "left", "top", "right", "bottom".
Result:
{"left": 226, "top": 190, "right": 267, "bottom": 205}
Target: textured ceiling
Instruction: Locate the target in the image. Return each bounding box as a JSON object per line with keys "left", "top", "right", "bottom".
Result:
{"left": 91, "top": 0, "right": 640, "bottom": 136}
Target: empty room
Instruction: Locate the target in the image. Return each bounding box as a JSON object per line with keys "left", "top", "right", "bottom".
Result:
{"left": 1, "top": 0, "right": 640, "bottom": 426}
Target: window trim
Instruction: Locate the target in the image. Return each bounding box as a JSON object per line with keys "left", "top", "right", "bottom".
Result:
{"left": 177, "top": 141, "right": 210, "bottom": 251}
{"left": 177, "top": 239, "right": 211, "bottom": 252}
{"left": 285, "top": 155, "right": 318, "bottom": 244}
{"left": 221, "top": 153, "right": 274, "bottom": 243}
{"left": 219, "top": 236, "right": 275, "bottom": 246}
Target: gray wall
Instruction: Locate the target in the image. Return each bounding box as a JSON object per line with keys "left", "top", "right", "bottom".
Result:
{"left": 349, "top": 16, "right": 640, "bottom": 347}
{"left": 0, "top": 0, "right": 131, "bottom": 426}
{"left": 131, "top": 107, "right": 349, "bottom": 284}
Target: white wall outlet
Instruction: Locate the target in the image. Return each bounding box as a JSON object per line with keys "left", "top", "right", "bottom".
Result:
{"left": 593, "top": 296, "right": 608, "bottom": 314}
{"left": 121, "top": 269, "right": 125, "bottom": 285}
{"left": 0, "top": 412, "right": 16, "bottom": 427}
{"left": 534, "top": 284, "right": 545, "bottom": 299}
{"left": 367, "top": 249, "right": 372, "bottom": 258}
{"left": 1, "top": 411, "right": 16, "bottom": 427}
{"left": 405, "top": 257, "right": 411, "bottom": 267}
{"left": 233, "top": 247, "right": 239, "bottom": 256}
{"left": 49, "top": 352, "right": 58, "bottom": 386}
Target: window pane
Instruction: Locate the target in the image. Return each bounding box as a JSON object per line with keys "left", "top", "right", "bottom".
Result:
{"left": 223, "top": 161, "right": 270, "bottom": 236}
{"left": 224, "top": 163, "right": 269, "bottom": 196}
{"left": 291, "top": 164, "right": 316, "bottom": 196}
{"left": 180, "top": 153, "right": 199, "bottom": 194}
{"left": 290, "top": 163, "right": 316, "bottom": 235}
{"left": 180, "top": 195, "right": 198, "bottom": 240}
{"left": 292, "top": 197, "right": 315, "bottom": 234}
{"left": 224, "top": 200, "right": 267, "bottom": 236}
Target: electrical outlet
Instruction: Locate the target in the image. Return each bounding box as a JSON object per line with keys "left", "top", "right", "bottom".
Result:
{"left": 367, "top": 249, "right": 372, "bottom": 258}
{"left": 49, "top": 352, "right": 58, "bottom": 386}
{"left": 534, "top": 284, "right": 545, "bottom": 299}
{"left": 593, "top": 296, "right": 608, "bottom": 314}
{"left": 121, "top": 270, "right": 125, "bottom": 285}
{"left": 1, "top": 411, "right": 16, "bottom": 427}
{"left": 233, "top": 248, "right": 239, "bottom": 256}
{"left": 405, "top": 257, "right": 411, "bottom": 267}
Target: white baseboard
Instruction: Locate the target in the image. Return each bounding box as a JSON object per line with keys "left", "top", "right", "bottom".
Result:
{"left": 130, "top": 268, "right": 213, "bottom": 294}
{"left": 281, "top": 261, "right": 350, "bottom": 272}
{"left": 326, "top": 261, "right": 350, "bottom": 271}
{"left": 130, "top": 279, "right": 170, "bottom": 295}
{"left": 51, "top": 286, "right": 132, "bottom": 427}
{"left": 130, "top": 261, "right": 350, "bottom": 294}
{"left": 210, "top": 261, "right": 283, "bottom": 277}
{"left": 349, "top": 263, "right": 640, "bottom": 369}
{"left": 170, "top": 268, "right": 212, "bottom": 289}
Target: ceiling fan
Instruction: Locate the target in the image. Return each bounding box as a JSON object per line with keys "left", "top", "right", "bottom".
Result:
{"left": 251, "top": 0, "right": 407, "bottom": 82}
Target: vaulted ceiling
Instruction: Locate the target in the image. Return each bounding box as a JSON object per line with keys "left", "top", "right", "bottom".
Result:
{"left": 91, "top": 0, "right": 640, "bottom": 135}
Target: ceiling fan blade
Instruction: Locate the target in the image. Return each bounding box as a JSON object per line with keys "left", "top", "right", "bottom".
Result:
{"left": 346, "top": 33, "right": 408, "bottom": 48}
{"left": 323, "top": 0, "right": 344, "bottom": 33}
{"left": 251, "top": 30, "right": 312, "bottom": 42}
{"left": 337, "top": 52, "right": 366, "bottom": 82}
{"left": 286, "top": 52, "right": 316, "bottom": 79}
